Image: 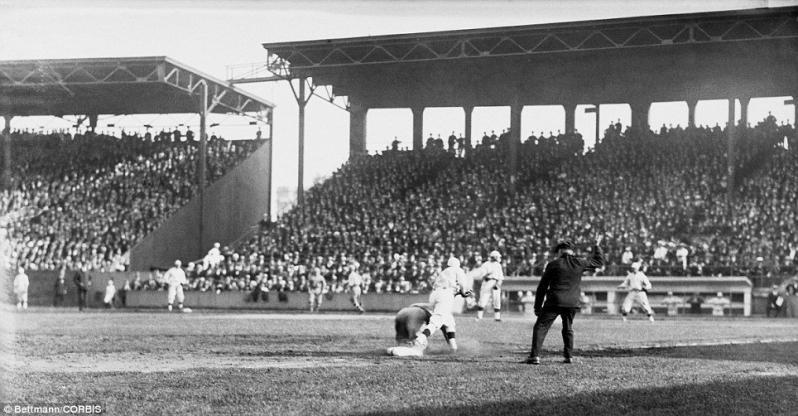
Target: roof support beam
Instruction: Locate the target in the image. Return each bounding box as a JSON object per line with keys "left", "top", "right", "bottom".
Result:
{"left": 197, "top": 80, "right": 208, "bottom": 259}
{"left": 2, "top": 115, "right": 11, "bottom": 190}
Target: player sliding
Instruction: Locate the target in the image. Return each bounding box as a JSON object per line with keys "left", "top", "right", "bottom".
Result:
{"left": 387, "top": 257, "right": 472, "bottom": 357}
{"left": 473, "top": 250, "right": 505, "bottom": 321}
{"left": 618, "top": 261, "right": 655, "bottom": 322}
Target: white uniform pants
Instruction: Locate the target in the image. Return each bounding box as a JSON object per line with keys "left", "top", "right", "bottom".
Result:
{"left": 168, "top": 284, "right": 185, "bottom": 305}
{"left": 351, "top": 286, "right": 363, "bottom": 308}
{"left": 427, "top": 288, "right": 456, "bottom": 333}
{"left": 16, "top": 291, "right": 28, "bottom": 304}
{"left": 309, "top": 290, "right": 323, "bottom": 309}
{"left": 478, "top": 279, "right": 501, "bottom": 311}
{"left": 622, "top": 290, "right": 652, "bottom": 315}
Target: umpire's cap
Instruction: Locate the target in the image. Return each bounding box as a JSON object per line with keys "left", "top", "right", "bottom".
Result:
{"left": 554, "top": 240, "right": 575, "bottom": 252}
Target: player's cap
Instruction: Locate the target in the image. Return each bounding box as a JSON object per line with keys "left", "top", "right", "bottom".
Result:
{"left": 554, "top": 241, "right": 575, "bottom": 252}
{"left": 630, "top": 261, "right": 642, "bottom": 270}
{"left": 489, "top": 250, "right": 501, "bottom": 260}
{"left": 447, "top": 257, "right": 460, "bottom": 268}
{"left": 717, "top": 292, "right": 723, "bottom": 297}
{"left": 174, "top": 259, "right": 182, "bottom": 267}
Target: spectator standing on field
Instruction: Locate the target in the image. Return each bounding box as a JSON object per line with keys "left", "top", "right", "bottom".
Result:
{"left": 74, "top": 266, "right": 91, "bottom": 311}
{"left": 14, "top": 266, "right": 29, "bottom": 310}
{"left": 53, "top": 267, "right": 68, "bottom": 306}
{"left": 766, "top": 285, "right": 784, "bottom": 317}
{"left": 103, "top": 280, "right": 116, "bottom": 308}
{"left": 525, "top": 234, "right": 605, "bottom": 365}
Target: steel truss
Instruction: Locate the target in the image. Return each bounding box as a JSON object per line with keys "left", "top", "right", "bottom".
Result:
{"left": 0, "top": 57, "right": 273, "bottom": 122}
{"left": 264, "top": 8, "right": 798, "bottom": 70}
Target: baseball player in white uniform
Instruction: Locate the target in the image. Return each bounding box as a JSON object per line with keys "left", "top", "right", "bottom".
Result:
{"left": 473, "top": 250, "right": 505, "bottom": 321}
{"left": 618, "top": 261, "right": 654, "bottom": 322}
{"left": 347, "top": 263, "right": 366, "bottom": 313}
{"left": 165, "top": 260, "right": 188, "bottom": 312}
{"left": 308, "top": 267, "right": 326, "bottom": 312}
{"left": 410, "top": 257, "right": 472, "bottom": 353}
{"left": 14, "top": 267, "right": 29, "bottom": 310}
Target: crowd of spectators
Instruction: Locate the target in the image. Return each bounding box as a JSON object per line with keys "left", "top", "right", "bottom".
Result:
{"left": 1, "top": 129, "right": 263, "bottom": 272}
{"left": 178, "top": 117, "right": 792, "bottom": 295}
{"left": 4, "top": 115, "right": 797, "bottom": 296}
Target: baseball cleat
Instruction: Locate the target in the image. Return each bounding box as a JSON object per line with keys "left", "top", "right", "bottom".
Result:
{"left": 563, "top": 357, "right": 573, "bottom": 364}
{"left": 524, "top": 356, "right": 540, "bottom": 365}
{"left": 182, "top": 307, "right": 192, "bottom": 313}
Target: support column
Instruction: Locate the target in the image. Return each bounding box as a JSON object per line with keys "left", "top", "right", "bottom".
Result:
{"left": 739, "top": 96, "right": 750, "bottom": 128}
{"left": 743, "top": 290, "right": 751, "bottom": 317}
{"left": 198, "top": 82, "right": 208, "bottom": 258}
{"left": 88, "top": 114, "right": 98, "bottom": 133}
{"left": 564, "top": 103, "right": 576, "bottom": 134}
{"left": 2, "top": 115, "right": 11, "bottom": 190}
{"left": 348, "top": 100, "right": 367, "bottom": 157}
{"left": 509, "top": 102, "right": 522, "bottom": 190}
{"left": 606, "top": 291, "right": 617, "bottom": 315}
{"left": 687, "top": 99, "right": 697, "bottom": 128}
{"left": 792, "top": 94, "right": 797, "bottom": 128}
{"left": 464, "top": 105, "right": 473, "bottom": 149}
{"left": 297, "top": 78, "right": 307, "bottom": 206}
{"left": 411, "top": 107, "right": 424, "bottom": 150}
{"left": 727, "top": 98, "right": 736, "bottom": 208}
{"left": 594, "top": 105, "right": 601, "bottom": 144}
{"left": 630, "top": 100, "right": 650, "bottom": 132}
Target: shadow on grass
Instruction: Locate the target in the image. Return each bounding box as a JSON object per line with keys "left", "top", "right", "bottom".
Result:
{"left": 577, "top": 341, "right": 798, "bottom": 365}
{"left": 361, "top": 375, "right": 798, "bottom": 416}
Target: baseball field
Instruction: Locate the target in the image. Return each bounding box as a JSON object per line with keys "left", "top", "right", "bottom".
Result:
{"left": 1, "top": 309, "right": 797, "bottom": 415}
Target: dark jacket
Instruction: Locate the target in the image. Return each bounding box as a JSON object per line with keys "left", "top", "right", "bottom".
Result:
{"left": 74, "top": 271, "right": 90, "bottom": 292}
{"left": 535, "top": 245, "right": 605, "bottom": 310}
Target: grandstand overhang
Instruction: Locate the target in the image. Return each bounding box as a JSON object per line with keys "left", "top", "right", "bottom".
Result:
{"left": 263, "top": 6, "right": 798, "bottom": 108}
{"left": 0, "top": 56, "right": 275, "bottom": 122}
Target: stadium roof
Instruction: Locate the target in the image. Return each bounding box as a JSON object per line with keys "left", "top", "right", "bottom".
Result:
{"left": 262, "top": 6, "right": 798, "bottom": 74}
{"left": 0, "top": 56, "right": 274, "bottom": 120}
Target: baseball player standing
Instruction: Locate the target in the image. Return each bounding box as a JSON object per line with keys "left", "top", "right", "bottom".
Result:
{"left": 410, "top": 257, "right": 472, "bottom": 354}
{"left": 347, "top": 262, "right": 366, "bottom": 313}
{"left": 473, "top": 250, "right": 505, "bottom": 321}
{"left": 165, "top": 260, "right": 187, "bottom": 312}
{"left": 13, "top": 266, "right": 29, "bottom": 310}
{"left": 618, "top": 261, "right": 655, "bottom": 322}
{"left": 308, "top": 267, "right": 326, "bottom": 312}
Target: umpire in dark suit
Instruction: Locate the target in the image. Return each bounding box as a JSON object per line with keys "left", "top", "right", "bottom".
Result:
{"left": 525, "top": 234, "right": 605, "bottom": 364}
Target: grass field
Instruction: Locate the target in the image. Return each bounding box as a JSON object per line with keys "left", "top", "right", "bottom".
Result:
{"left": 1, "top": 308, "right": 797, "bottom": 415}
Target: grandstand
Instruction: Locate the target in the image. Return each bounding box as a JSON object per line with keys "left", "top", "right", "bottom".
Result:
{"left": 1, "top": 7, "right": 798, "bottom": 315}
